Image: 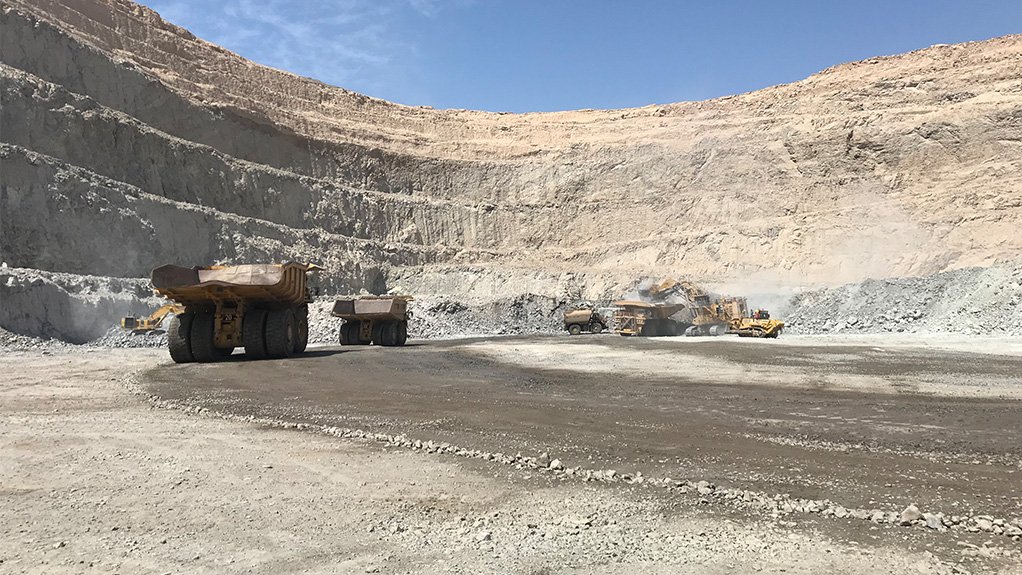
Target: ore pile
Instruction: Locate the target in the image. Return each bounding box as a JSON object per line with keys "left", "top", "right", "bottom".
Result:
{"left": 0, "top": 327, "right": 74, "bottom": 351}
{"left": 304, "top": 294, "right": 567, "bottom": 344}
{"left": 785, "top": 262, "right": 1022, "bottom": 335}
{"left": 409, "top": 295, "right": 566, "bottom": 339}
{"left": 88, "top": 327, "right": 169, "bottom": 349}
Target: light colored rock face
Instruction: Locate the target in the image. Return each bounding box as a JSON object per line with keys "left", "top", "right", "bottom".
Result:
{"left": 2, "top": 0, "right": 1022, "bottom": 301}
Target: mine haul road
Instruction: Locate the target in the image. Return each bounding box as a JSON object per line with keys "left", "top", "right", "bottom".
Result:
{"left": 147, "top": 334, "right": 1022, "bottom": 537}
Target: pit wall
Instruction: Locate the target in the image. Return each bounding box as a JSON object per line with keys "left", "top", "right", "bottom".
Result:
{"left": 0, "top": 267, "right": 160, "bottom": 343}
{"left": 0, "top": 144, "right": 418, "bottom": 292}
{"left": 4, "top": 0, "right": 1022, "bottom": 341}
{"left": 4, "top": 5, "right": 1022, "bottom": 286}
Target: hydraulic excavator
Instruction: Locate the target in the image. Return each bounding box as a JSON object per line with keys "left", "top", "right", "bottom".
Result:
{"left": 120, "top": 303, "right": 185, "bottom": 334}
{"left": 638, "top": 278, "right": 785, "bottom": 338}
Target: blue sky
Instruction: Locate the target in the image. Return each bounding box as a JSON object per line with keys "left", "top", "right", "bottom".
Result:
{"left": 141, "top": 0, "right": 1022, "bottom": 112}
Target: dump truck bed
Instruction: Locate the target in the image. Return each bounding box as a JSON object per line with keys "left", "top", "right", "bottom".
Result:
{"left": 152, "top": 263, "right": 314, "bottom": 308}
{"left": 332, "top": 296, "right": 412, "bottom": 321}
{"left": 563, "top": 309, "right": 594, "bottom": 324}
{"left": 612, "top": 300, "right": 689, "bottom": 319}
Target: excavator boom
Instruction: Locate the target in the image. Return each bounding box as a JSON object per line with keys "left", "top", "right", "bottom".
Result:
{"left": 632, "top": 277, "right": 783, "bottom": 338}
{"left": 120, "top": 304, "right": 185, "bottom": 333}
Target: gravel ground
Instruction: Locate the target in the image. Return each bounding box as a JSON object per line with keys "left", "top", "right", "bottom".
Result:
{"left": 4, "top": 347, "right": 1015, "bottom": 574}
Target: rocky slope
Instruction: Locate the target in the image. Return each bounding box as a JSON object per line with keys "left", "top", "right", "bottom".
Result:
{"left": 785, "top": 262, "right": 1022, "bottom": 336}
{"left": 1, "top": 0, "right": 1021, "bottom": 340}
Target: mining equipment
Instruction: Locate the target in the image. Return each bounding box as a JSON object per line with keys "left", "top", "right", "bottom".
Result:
{"left": 627, "top": 277, "right": 785, "bottom": 338}
{"left": 685, "top": 294, "right": 747, "bottom": 337}
{"left": 637, "top": 278, "right": 735, "bottom": 336}
{"left": 334, "top": 295, "right": 412, "bottom": 346}
{"left": 563, "top": 305, "right": 608, "bottom": 335}
{"left": 728, "top": 309, "right": 785, "bottom": 338}
{"left": 120, "top": 303, "right": 184, "bottom": 334}
{"left": 151, "top": 263, "right": 319, "bottom": 363}
{"left": 612, "top": 301, "right": 690, "bottom": 336}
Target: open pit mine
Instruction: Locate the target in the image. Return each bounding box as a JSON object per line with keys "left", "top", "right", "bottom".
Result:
{"left": 1, "top": 1, "right": 1021, "bottom": 573}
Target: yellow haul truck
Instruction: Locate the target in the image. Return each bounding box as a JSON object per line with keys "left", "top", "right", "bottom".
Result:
{"left": 563, "top": 307, "right": 608, "bottom": 335}
{"left": 333, "top": 296, "right": 412, "bottom": 346}
{"left": 612, "top": 301, "right": 690, "bottom": 336}
{"left": 151, "top": 263, "right": 319, "bottom": 363}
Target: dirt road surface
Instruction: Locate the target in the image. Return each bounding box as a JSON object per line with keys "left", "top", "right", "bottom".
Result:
{"left": 3, "top": 335, "right": 1022, "bottom": 573}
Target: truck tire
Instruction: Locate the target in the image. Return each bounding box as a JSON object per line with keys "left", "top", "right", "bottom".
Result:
{"left": 341, "top": 322, "right": 364, "bottom": 346}
{"left": 346, "top": 321, "right": 372, "bottom": 345}
{"left": 371, "top": 321, "right": 385, "bottom": 346}
{"left": 590, "top": 323, "right": 604, "bottom": 335}
{"left": 265, "top": 308, "right": 296, "bottom": 359}
{"left": 358, "top": 323, "right": 373, "bottom": 345}
{"left": 339, "top": 321, "right": 354, "bottom": 345}
{"left": 382, "top": 322, "right": 399, "bottom": 346}
{"left": 190, "top": 312, "right": 220, "bottom": 363}
{"left": 568, "top": 324, "right": 582, "bottom": 336}
{"left": 396, "top": 321, "right": 408, "bottom": 346}
{"left": 167, "top": 312, "right": 194, "bottom": 363}
{"left": 664, "top": 321, "right": 678, "bottom": 337}
{"left": 640, "top": 321, "right": 656, "bottom": 337}
{"left": 294, "top": 304, "right": 309, "bottom": 353}
{"left": 244, "top": 308, "right": 269, "bottom": 359}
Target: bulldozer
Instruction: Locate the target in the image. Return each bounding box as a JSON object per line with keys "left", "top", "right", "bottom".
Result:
{"left": 120, "top": 303, "right": 184, "bottom": 334}
{"left": 150, "top": 263, "right": 319, "bottom": 363}
{"left": 728, "top": 308, "right": 785, "bottom": 338}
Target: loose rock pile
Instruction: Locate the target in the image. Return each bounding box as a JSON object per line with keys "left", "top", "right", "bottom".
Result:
{"left": 87, "top": 326, "right": 168, "bottom": 348}
{"left": 408, "top": 294, "right": 566, "bottom": 339}
{"left": 785, "top": 262, "right": 1022, "bottom": 336}
{"left": 0, "top": 266, "right": 161, "bottom": 344}
{"left": 0, "top": 327, "right": 74, "bottom": 351}
{"left": 305, "top": 293, "right": 567, "bottom": 344}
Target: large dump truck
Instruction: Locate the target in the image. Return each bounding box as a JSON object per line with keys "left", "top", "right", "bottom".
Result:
{"left": 613, "top": 301, "right": 690, "bottom": 336}
{"left": 333, "top": 296, "right": 412, "bottom": 346}
{"left": 563, "top": 307, "right": 607, "bottom": 335}
{"left": 151, "top": 263, "right": 318, "bottom": 363}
